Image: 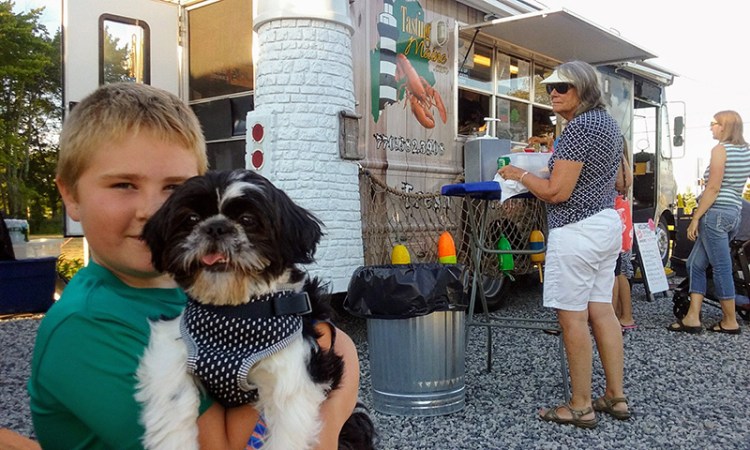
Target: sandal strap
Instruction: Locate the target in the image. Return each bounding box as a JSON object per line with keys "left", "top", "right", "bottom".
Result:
{"left": 568, "top": 405, "right": 593, "bottom": 418}
{"left": 541, "top": 403, "right": 598, "bottom": 428}
{"left": 605, "top": 396, "right": 628, "bottom": 407}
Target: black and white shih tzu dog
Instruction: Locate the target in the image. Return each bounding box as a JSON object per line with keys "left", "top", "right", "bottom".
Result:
{"left": 135, "top": 169, "right": 375, "bottom": 450}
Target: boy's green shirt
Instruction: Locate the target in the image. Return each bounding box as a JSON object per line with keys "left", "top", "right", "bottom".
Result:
{"left": 28, "top": 261, "right": 211, "bottom": 449}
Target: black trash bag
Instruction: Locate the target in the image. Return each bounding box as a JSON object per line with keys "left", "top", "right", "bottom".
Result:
{"left": 344, "top": 263, "right": 465, "bottom": 319}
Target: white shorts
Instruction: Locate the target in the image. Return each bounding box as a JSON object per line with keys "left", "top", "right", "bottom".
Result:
{"left": 543, "top": 209, "right": 622, "bottom": 311}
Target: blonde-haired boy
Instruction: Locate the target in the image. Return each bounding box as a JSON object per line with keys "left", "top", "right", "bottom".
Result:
{"left": 28, "top": 82, "right": 361, "bottom": 449}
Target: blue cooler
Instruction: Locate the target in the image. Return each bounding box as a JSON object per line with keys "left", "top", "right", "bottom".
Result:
{"left": 0, "top": 256, "right": 57, "bottom": 314}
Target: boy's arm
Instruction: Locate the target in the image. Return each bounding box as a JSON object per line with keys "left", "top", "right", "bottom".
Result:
{"left": 198, "top": 403, "right": 259, "bottom": 450}
{"left": 313, "top": 326, "right": 360, "bottom": 450}
{"left": 198, "top": 325, "right": 359, "bottom": 450}
{"left": 0, "top": 429, "right": 41, "bottom": 450}
{"left": 31, "top": 316, "right": 152, "bottom": 449}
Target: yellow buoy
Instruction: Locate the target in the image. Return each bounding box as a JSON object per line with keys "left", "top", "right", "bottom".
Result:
{"left": 391, "top": 244, "right": 411, "bottom": 264}
{"left": 529, "top": 230, "right": 545, "bottom": 263}
{"left": 529, "top": 230, "right": 545, "bottom": 283}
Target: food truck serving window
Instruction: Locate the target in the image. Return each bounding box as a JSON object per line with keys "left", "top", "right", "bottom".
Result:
{"left": 458, "top": 89, "right": 490, "bottom": 135}
{"left": 496, "top": 54, "right": 530, "bottom": 100}
{"left": 496, "top": 97, "right": 528, "bottom": 142}
{"left": 533, "top": 65, "right": 553, "bottom": 106}
{"left": 458, "top": 41, "right": 492, "bottom": 92}
{"left": 457, "top": 33, "right": 555, "bottom": 147}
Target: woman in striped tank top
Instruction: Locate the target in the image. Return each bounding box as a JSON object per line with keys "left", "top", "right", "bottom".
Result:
{"left": 668, "top": 110, "right": 750, "bottom": 334}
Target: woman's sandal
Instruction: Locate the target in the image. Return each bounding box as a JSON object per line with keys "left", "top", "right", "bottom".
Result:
{"left": 592, "top": 396, "right": 631, "bottom": 420}
{"left": 539, "top": 404, "right": 598, "bottom": 429}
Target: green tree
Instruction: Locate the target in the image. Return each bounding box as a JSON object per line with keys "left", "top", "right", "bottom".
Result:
{"left": 0, "top": 1, "right": 61, "bottom": 230}
{"left": 102, "top": 24, "right": 135, "bottom": 83}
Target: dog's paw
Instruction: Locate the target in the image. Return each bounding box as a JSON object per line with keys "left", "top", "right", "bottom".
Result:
{"left": 338, "top": 402, "right": 377, "bottom": 450}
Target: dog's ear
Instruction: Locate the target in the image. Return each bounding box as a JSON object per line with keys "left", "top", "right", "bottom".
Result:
{"left": 142, "top": 176, "right": 197, "bottom": 272}
{"left": 238, "top": 170, "right": 324, "bottom": 265}
{"left": 142, "top": 201, "right": 171, "bottom": 272}
{"left": 277, "top": 193, "right": 324, "bottom": 264}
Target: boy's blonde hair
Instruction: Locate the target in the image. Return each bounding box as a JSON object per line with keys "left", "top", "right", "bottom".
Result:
{"left": 57, "top": 82, "right": 208, "bottom": 195}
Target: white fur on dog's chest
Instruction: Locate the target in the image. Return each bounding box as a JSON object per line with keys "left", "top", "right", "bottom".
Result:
{"left": 137, "top": 313, "right": 328, "bottom": 450}
{"left": 136, "top": 316, "right": 200, "bottom": 450}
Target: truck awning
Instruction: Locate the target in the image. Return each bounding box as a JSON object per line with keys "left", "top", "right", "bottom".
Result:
{"left": 460, "top": 8, "right": 656, "bottom": 66}
{"left": 617, "top": 61, "right": 677, "bottom": 86}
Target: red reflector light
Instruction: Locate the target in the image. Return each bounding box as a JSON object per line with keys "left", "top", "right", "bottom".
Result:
{"left": 251, "top": 124, "right": 264, "bottom": 142}
{"left": 251, "top": 149, "right": 264, "bottom": 170}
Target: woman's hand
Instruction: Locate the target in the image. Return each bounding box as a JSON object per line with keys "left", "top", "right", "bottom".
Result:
{"left": 687, "top": 217, "right": 699, "bottom": 241}
{"left": 500, "top": 159, "right": 582, "bottom": 204}
{"left": 686, "top": 143, "right": 726, "bottom": 243}
{"left": 497, "top": 164, "right": 524, "bottom": 181}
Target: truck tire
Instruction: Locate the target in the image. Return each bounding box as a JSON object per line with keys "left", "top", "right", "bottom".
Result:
{"left": 479, "top": 275, "right": 510, "bottom": 312}
{"left": 655, "top": 218, "right": 670, "bottom": 266}
{"left": 478, "top": 274, "right": 542, "bottom": 312}
{"left": 459, "top": 273, "right": 510, "bottom": 313}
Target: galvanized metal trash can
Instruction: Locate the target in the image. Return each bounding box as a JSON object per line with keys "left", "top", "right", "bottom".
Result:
{"left": 345, "top": 263, "right": 466, "bottom": 416}
{"left": 368, "top": 310, "right": 465, "bottom": 416}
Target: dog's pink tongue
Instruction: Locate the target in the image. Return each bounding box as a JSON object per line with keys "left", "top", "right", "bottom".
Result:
{"left": 201, "top": 253, "right": 226, "bottom": 266}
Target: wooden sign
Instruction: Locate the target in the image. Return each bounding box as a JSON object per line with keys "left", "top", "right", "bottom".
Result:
{"left": 633, "top": 223, "right": 669, "bottom": 294}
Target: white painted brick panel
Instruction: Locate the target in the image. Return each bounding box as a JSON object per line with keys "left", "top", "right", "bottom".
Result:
{"left": 253, "top": 17, "right": 363, "bottom": 292}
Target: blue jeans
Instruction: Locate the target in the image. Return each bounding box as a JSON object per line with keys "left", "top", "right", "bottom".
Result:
{"left": 688, "top": 205, "right": 741, "bottom": 300}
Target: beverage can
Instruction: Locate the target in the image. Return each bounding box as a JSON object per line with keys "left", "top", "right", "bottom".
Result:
{"left": 497, "top": 156, "right": 511, "bottom": 169}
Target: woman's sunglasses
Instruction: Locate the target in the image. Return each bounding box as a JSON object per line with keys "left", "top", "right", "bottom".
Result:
{"left": 545, "top": 83, "right": 573, "bottom": 95}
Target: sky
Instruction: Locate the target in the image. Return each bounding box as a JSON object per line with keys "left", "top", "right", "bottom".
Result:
{"left": 539, "top": 0, "right": 750, "bottom": 192}
{"left": 17, "top": 0, "right": 749, "bottom": 192}
{"left": 14, "top": 0, "right": 58, "bottom": 29}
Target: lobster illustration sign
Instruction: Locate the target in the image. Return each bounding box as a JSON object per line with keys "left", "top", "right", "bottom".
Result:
{"left": 395, "top": 53, "right": 447, "bottom": 129}
{"left": 369, "top": 0, "right": 452, "bottom": 131}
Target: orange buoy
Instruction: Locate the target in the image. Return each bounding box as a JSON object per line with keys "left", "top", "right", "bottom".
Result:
{"left": 438, "top": 231, "right": 457, "bottom": 264}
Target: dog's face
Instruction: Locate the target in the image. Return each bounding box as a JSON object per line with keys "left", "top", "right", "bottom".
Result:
{"left": 142, "top": 169, "right": 323, "bottom": 305}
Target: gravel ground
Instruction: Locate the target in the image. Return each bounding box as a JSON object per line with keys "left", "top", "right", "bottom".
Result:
{"left": 3, "top": 276, "right": 750, "bottom": 449}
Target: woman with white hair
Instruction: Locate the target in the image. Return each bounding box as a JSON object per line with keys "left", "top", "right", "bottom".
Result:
{"left": 498, "top": 60, "right": 629, "bottom": 428}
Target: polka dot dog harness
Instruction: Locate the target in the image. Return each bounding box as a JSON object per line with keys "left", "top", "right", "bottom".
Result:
{"left": 180, "top": 291, "right": 312, "bottom": 407}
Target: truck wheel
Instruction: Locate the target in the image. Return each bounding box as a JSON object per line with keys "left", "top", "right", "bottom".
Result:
{"left": 479, "top": 275, "right": 512, "bottom": 312}
{"left": 458, "top": 273, "right": 509, "bottom": 313}
{"left": 479, "top": 274, "right": 544, "bottom": 312}
{"left": 655, "top": 219, "right": 670, "bottom": 266}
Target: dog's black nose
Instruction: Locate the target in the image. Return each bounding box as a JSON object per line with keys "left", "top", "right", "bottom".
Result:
{"left": 205, "top": 222, "right": 232, "bottom": 238}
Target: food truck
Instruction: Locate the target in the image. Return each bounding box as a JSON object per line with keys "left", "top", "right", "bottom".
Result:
{"left": 62, "top": 0, "right": 684, "bottom": 294}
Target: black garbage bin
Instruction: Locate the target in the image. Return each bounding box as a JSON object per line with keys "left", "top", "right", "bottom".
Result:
{"left": 345, "top": 263, "right": 466, "bottom": 417}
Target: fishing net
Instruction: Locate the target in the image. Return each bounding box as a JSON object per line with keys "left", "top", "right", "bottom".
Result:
{"left": 358, "top": 168, "right": 548, "bottom": 281}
